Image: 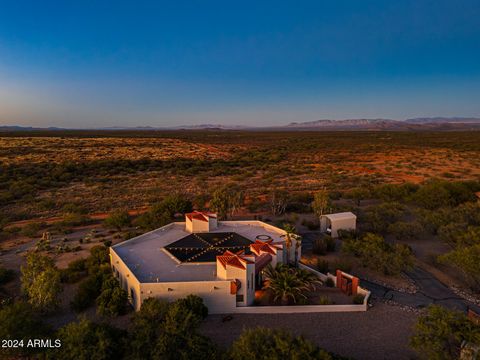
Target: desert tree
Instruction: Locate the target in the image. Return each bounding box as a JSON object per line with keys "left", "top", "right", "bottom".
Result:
{"left": 21, "top": 252, "right": 62, "bottom": 312}
{"left": 269, "top": 189, "right": 289, "bottom": 216}
{"left": 104, "top": 209, "right": 131, "bottom": 231}
{"left": 210, "top": 185, "right": 244, "bottom": 219}
{"left": 229, "top": 327, "right": 334, "bottom": 360}
{"left": 281, "top": 223, "right": 300, "bottom": 265}
{"left": 410, "top": 305, "right": 480, "bottom": 360}
{"left": 311, "top": 188, "right": 330, "bottom": 217}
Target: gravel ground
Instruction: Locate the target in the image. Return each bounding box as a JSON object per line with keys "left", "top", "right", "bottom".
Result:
{"left": 199, "top": 303, "right": 418, "bottom": 360}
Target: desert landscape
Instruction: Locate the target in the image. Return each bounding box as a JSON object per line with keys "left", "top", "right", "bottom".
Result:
{"left": 1, "top": 130, "right": 480, "bottom": 359}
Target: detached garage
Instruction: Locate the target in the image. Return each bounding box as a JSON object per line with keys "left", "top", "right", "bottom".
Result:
{"left": 320, "top": 212, "right": 357, "bottom": 238}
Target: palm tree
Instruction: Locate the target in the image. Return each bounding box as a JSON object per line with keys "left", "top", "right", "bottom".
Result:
{"left": 262, "top": 264, "right": 320, "bottom": 305}
{"left": 294, "top": 235, "right": 302, "bottom": 266}
{"left": 265, "top": 268, "right": 308, "bottom": 305}
{"left": 295, "top": 268, "right": 321, "bottom": 291}
{"left": 281, "top": 223, "right": 299, "bottom": 265}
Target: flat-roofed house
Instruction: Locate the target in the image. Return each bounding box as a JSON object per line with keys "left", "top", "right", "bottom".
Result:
{"left": 110, "top": 211, "right": 295, "bottom": 313}
{"left": 320, "top": 212, "right": 357, "bottom": 238}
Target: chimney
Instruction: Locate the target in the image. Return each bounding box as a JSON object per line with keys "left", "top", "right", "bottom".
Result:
{"left": 185, "top": 211, "right": 218, "bottom": 233}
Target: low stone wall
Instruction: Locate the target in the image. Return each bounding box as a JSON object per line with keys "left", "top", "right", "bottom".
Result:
{"left": 298, "top": 262, "right": 371, "bottom": 310}
{"left": 232, "top": 303, "right": 367, "bottom": 313}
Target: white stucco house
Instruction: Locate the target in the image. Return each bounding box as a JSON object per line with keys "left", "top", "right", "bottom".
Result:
{"left": 109, "top": 211, "right": 297, "bottom": 313}
{"left": 320, "top": 212, "right": 357, "bottom": 238}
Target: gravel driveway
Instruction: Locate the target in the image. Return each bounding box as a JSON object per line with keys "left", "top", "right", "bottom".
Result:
{"left": 199, "top": 303, "right": 418, "bottom": 360}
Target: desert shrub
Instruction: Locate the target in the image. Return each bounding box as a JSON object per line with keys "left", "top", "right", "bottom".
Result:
{"left": 343, "top": 233, "right": 413, "bottom": 275}
{"left": 353, "top": 295, "right": 365, "bottom": 304}
{"left": 318, "top": 296, "right": 333, "bottom": 305}
{"left": 410, "top": 305, "right": 480, "bottom": 360}
{"left": 269, "top": 189, "right": 289, "bottom": 216}
{"left": 96, "top": 275, "right": 128, "bottom": 316}
{"left": 229, "top": 327, "right": 334, "bottom": 360}
{"left": 86, "top": 245, "right": 110, "bottom": 272}
{"left": 104, "top": 209, "right": 131, "bottom": 230}
{"left": 387, "top": 221, "right": 424, "bottom": 240}
{"left": 20, "top": 222, "right": 44, "bottom": 237}
{"left": 0, "top": 267, "right": 15, "bottom": 285}
{"left": 361, "top": 202, "right": 405, "bottom": 234}
{"left": 153, "top": 296, "right": 217, "bottom": 360}
{"left": 312, "top": 238, "right": 327, "bottom": 255}
{"left": 135, "top": 194, "right": 192, "bottom": 231}
{"left": 374, "top": 183, "right": 418, "bottom": 202}
{"left": 21, "top": 252, "right": 62, "bottom": 312}
{"left": 330, "top": 259, "right": 353, "bottom": 273}
{"left": 71, "top": 272, "right": 105, "bottom": 312}
{"left": 61, "top": 213, "right": 91, "bottom": 227}
{"left": 210, "top": 185, "right": 244, "bottom": 219}
{"left": 0, "top": 302, "right": 52, "bottom": 357}
{"left": 317, "top": 259, "right": 329, "bottom": 274}
{"left": 438, "top": 244, "right": 480, "bottom": 291}
{"left": 411, "top": 181, "right": 452, "bottom": 209}
{"left": 54, "top": 318, "right": 126, "bottom": 360}
{"left": 128, "top": 298, "right": 170, "bottom": 359}
{"left": 60, "top": 258, "right": 88, "bottom": 283}
{"left": 416, "top": 208, "right": 451, "bottom": 235}
{"left": 324, "top": 235, "right": 336, "bottom": 252}
{"left": 325, "top": 277, "right": 335, "bottom": 287}
{"left": 301, "top": 219, "right": 320, "bottom": 230}
{"left": 174, "top": 294, "right": 208, "bottom": 320}
{"left": 61, "top": 203, "right": 88, "bottom": 215}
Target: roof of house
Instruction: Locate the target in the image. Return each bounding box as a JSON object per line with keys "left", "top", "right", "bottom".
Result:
{"left": 322, "top": 212, "right": 357, "bottom": 221}
{"left": 164, "top": 232, "right": 252, "bottom": 263}
{"left": 250, "top": 239, "right": 283, "bottom": 256}
{"left": 186, "top": 211, "right": 217, "bottom": 222}
{"left": 111, "top": 220, "right": 286, "bottom": 283}
{"left": 217, "top": 250, "right": 254, "bottom": 270}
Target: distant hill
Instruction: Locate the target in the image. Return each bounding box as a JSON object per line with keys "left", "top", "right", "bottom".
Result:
{"left": 2, "top": 117, "right": 480, "bottom": 132}
{"left": 405, "top": 117, "right": 480, "bottom": 124}
{"left": 282, "top": 117, "right": 480, "bottom": 130}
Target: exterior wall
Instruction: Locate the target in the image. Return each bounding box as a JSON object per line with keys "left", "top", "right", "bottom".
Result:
{"left": 110, "top": 248, "right": 141, "bottom": 310}
{"left": 320, "top": 215, "right": 356, "bottom": 237}
{"left": 139, "top": 280, "right": 236, "bottom": 314}
{"left": 186, "top": 218, "right": 210, "bottom": 233}
{"left": 331, "top": 217, "right": 356, "bottom": 237}
{"left": 224, "top": 264, "right": 249, "bottom": 306}
{"left": 208, "top": 216, "right": 218, "bottom": 230}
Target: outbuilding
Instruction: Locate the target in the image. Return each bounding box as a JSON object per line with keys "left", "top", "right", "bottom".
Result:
{"left": 320, "top": 212, "right": 357, "bottom": 238}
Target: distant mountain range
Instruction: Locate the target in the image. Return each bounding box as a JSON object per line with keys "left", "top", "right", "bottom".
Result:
{"left": 2, "top": 117, "right": 480, "bottom": 132}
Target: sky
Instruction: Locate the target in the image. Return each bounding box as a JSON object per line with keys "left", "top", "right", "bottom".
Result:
{"left": 1, "top": 0, "right": 480, "bottom": 128}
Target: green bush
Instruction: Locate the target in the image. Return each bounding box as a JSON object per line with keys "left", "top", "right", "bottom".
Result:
{"left": 60, "top": 259, "right": 88, "bottom": 284}
{"left": 353, "top": 294, "right": 365, "bottom": 304}
{"left": 342, "top": 233, "right": 413, "bottom": 275}
{"left": 387, "top": 221, "right": 424, "bottom": 240}
{"left": 312, "top": 238, "right": 327, "bottom": 255}
{"left": 71, "top": 272, "right": 106, "bottom": 312}
{"left": 316, "top": 259, "right": 329, "bottom": 274}
{"left": 318, "top": 296, "right": 333, "bottom": 305}
{"left": 0, "top": 267, "right": 15, "bottom": 285}
{"left": 55, "top": 318, "right": 126, "bottom": 360}
{"left": 229, "top": 327, "right": 334, "bottom": 360}
{"left": 104, "top": 209, "right": 131, "bottom": 230}
{"left": 325, "top": 277, "right": 335, "bottom": 287}
{"left": 96, "top": 275, "right": 128, "bottom": 316}
{"left": 330, "top": 259, "right": 353, "bottom": 273}
{"left": 410, "top": 305, "right": 480, "bottom": 360}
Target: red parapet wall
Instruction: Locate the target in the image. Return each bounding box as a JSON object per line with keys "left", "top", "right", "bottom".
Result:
{"left": 336, "top": 269, "right": 359, "bottom": 296}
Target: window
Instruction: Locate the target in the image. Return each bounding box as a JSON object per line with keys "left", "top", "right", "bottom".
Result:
{"left": 236, "top": 295, "right": 244, "bottom": 302}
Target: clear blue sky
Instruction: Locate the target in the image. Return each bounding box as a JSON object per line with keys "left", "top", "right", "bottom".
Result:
{"left": 1, "top": 0, "right": 480, "bottom": 128}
